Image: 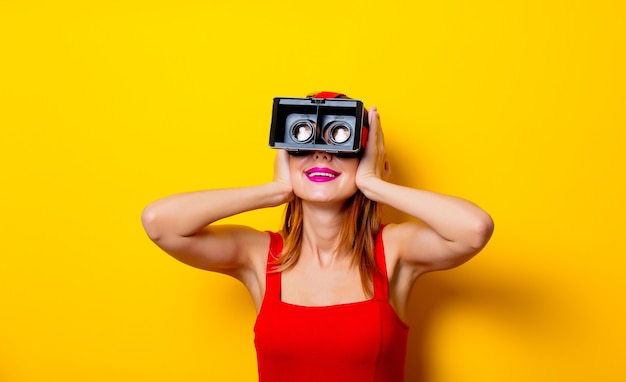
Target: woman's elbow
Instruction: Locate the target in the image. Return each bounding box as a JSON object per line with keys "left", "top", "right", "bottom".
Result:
{"left": 141, "top": 204, "right": 164, "bottom": 242}
{"left": 469, "top": 212, "right": 494, "bottom": 250}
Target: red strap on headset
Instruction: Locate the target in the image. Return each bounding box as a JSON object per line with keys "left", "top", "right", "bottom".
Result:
{"left": 313, "top": 91, "right": 346, "bottom": 99}
{"left": 360, "top": 126, "right": 369, "bottom": 148}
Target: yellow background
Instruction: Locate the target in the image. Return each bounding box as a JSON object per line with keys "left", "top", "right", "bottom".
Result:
{"left": 1, "top": 1, "right": 624, "bottom": 381}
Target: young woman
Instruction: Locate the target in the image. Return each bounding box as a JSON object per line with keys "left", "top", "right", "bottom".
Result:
{"left": 141, "top": 93, "right": 494, "bottom": 381}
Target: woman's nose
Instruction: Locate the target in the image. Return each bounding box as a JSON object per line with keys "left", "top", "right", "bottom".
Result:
{"left": 313, "top": 151, "right": 332, "bottom": 161}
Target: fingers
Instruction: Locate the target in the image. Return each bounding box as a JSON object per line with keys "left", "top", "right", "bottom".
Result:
{"left": 369, "top": 105, "right": 377, "bottom": 126}
{"left": 368, "top": 106, "right": 379, "bottom": 136}
{"left": 357, "top": 105, "right": 386, "bottom": 179}
{"left": 276, "top": 148, "right": 289, "bottom": 161}
{"left": 368, "top": 105, "right": 384, "bottom": 146}
{"left": 273, "top": 149, "right": 290, "bottom": 180}
{"left": 367, "top": 105, "right": 384, "bottom": 147}
{"left": 369, "top": 106, "right": 388, "bottom": 178}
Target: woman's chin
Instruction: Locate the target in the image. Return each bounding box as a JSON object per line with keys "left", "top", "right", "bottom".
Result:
{"left": 296, "top": 191, "right": 358, "bottom": 205}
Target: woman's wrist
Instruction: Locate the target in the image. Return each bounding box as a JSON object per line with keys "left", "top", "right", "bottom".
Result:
{"left": 265, "top": 180, "right": 293, "bottom": 207}
{"left": 356, "top": 176, "right": 386, "bottom": 202}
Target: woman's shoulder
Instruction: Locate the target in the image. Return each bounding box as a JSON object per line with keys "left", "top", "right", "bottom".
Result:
{"left": 231, "top": 225, "right": 275, "bottom": 255}
{"left": 379, "top": 222, "right": 411, "bottom": 248}
{"left": 379, "top": 221, "right": 427, "bottom": 269}
{"left": 380, "top": 221, "right": 426, "bottom": 246}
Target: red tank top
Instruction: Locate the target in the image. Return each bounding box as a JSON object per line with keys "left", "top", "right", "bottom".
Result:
{"left": 254, "top": 227, "right": 409, "bottom": 381}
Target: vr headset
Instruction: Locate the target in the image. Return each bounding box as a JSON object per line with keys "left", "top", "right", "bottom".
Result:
{"left": 269, "top": 92, "right": 369, "bottom": 157}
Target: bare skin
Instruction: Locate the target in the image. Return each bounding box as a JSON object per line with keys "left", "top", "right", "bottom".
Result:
{"left": 141, "top": 106, "right": 494, "bottom": 322}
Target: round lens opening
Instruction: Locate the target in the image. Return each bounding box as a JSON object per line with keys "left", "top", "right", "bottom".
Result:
{"left": 290, "top": 120, "right": 315, "bottom": 143}
{"left": 325, "top": 122, "right": 351, "bottom": 144}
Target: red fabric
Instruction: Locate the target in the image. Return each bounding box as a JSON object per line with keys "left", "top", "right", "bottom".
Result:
{"left": 254, "top": 227, "right": 409, "bottom": 382}
{"left": 360, "top": 125, "right": 370, "bottom": 148}
{"left": 312, "top": 91, "right": 346, "bottom": 99}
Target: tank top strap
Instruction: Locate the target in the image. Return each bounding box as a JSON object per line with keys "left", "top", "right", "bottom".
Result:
{"left": 264, "top": 231, "right": 283, "bottom": 303}
{"left": 372, "top": 224, "right": 389, "bottom": 300}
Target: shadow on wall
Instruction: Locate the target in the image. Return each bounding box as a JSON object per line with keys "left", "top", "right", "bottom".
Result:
{"left": 401, "top": 266, "right": 573, "bottom": 381}
{"left": 382, "top": 152, "right": 571, "bottom": 381}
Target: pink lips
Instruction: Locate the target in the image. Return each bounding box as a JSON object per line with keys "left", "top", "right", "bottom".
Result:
{"left": 304, "top": 167, "right": 341, "bottom": 183}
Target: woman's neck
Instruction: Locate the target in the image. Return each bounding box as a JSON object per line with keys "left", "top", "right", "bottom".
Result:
{"left": 300, "top": 201, "right": 347, "bottom": 267}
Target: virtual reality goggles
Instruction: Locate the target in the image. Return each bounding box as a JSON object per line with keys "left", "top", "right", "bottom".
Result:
{"left": 269, "top": 92, "right": 369, "bottom": 157}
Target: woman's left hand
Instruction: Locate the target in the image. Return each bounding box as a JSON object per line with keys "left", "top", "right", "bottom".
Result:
{"left": 356, "top": 106, "right": 390, "bottom": 191}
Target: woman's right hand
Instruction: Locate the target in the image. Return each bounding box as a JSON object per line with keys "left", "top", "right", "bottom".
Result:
{"left": 272, "top": 149, "right": 294, "bottom": 205}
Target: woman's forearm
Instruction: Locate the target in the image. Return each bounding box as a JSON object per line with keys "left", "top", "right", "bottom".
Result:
{"left": 141, "top": 181, "right": 291, "bottom": 241}
{"left": 359, "top": 178, "right": 494, "bottom": 249}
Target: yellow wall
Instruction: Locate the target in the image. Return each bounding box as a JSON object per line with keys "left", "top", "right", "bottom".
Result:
{"left": 1, "top": 1, "right": 624, "bottom": 381}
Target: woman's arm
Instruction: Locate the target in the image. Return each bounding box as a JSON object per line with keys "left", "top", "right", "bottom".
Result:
{"left": 356, "top": 107, "right": 494, "bottom": 272}
{"left": 141, "top": 151, "right": 293, "bottom": 275}
{"left": 360, "top": 181, "right": 494, "bottom": 271}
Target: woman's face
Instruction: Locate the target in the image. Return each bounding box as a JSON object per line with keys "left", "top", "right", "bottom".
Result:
{"left": 289, "top": 151, "right": 359, "bottom": 205}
